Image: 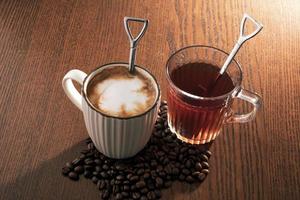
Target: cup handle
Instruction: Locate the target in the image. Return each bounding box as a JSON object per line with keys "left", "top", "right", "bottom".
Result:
{"left": 226, "top": 88, "right": 262, "bottom": 123}
{"left": 62, "top": 69, "right": 87, "bottom": 111}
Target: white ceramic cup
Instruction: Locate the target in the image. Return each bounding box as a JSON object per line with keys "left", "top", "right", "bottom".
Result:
{"left": 62, "top": 63, "right": 161, "bottom": 159}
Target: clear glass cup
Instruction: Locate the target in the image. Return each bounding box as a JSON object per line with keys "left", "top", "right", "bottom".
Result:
{"left": 166, "top": 45, "right": 261, "bottom": 144}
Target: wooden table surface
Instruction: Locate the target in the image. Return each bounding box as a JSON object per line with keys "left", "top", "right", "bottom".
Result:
{"left": 1, "top": 0, "right": 299, "bottom": 200}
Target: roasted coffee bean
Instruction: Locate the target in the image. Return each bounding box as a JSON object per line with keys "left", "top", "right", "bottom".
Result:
{"left": 136, "top": 180, "right": 146, "bottom": 189}
{"left": 94, "top": 159, "right": 102, "bottom": 165}
{"left": 66, "top": 162, "right": 73, "bottom": 169}
{"left": 188, "top": 149, "right": 196, "bottom": 155}
{"left": 180, "top": 146, "right": 188, "bottom": 153}
{"left": 141, "top": 188, "right": 149, "bottom": 194}
{"left": 131, "top": 185, "right": 137, "bottom": 191}
{"left": 116, "top": 175, "right": 125, "bottom": 181}
{"left": 68, "top": 172, "right": 79, "bottom": 181}
{"left": 195, "top": 162, "right": 202, "bottom": 171}
{"left": 200, "top": 154, "right": 209, "bottom": 162}
{"left": 84, "top": 170, "right": 92, "bottom": 178}
{"left": 72, "top": 158, "right": 81, "bottom": 166}
{"left": 201, "top": 169, "right": 209, "bottom": 175}
{"left": 102, "top": 164, "right": 109, "bottom": 170}
{"left": 186, "top": 175, "right": 195, "bottom": 183}
{"left": 197, "top": 173, "right": 206, "bottom": 181}
{"left": 74, "top": 166, "right": 84, "bottom": 174}
{"left": 132, "top": 192, "right": 141, "bottom": 199}
{"left": 150, "top": 170, "right": 157, "bottom": 178}
{"left": 85, "top": 159, "right": 94, "bottom": 165}
{"left": 123, "top": 185, "right": 130, "bottom": 192}
{"left": 129, "top": 175, "right": 139, "bottom": 182}
{"left": 62, "top": 167, "right": 71, "bottom": 176}
{"left": 97, "top": 180, "right": 106, "bottom": 190}
{"left": 179, "top": 174, "right": 185, "bottom": 181}
{"left": 143, "top": 172, "right": 150, "bottom": 179}
{"left": 113, "top": 185, "right": 121, "bottom": 193}
{"left": 147, "top": 191, "right": 156, "bottom": 200}
{"left": 201, "top": 161, "right": 209, "bottom": 169}
{"left": 121, "top": 191, "right": 129, "bottom": 197}
{"left": 136, "top": 168, "right": 144, "bottom": 175}
{"left": 81, "top": 149, "right": 89, "bottom": 154}
{"left": 92, "top": 176, "right": 98, "bottom": 184}
{"left": 155, "top": 177, "right": 164, "bottom": 188}
{"left": 84, "top": 165, "right": 93, "bottom": 171}
{"left": 115, "top": 193, "right": 123, "bottom": 200}
{"left": 204, "top": 150, "right": 212, "bottom": 158}
{"left": 101, "top": 190, "right": 110, "bottom": 200}
{"left": 182, "top": 168, "right": 190, "bottom": 175}
{"left": 185, "top": 159, "right": 192, "bottom": 168}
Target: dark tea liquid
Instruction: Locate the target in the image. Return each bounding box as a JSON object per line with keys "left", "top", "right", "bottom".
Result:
{"left": 167, "top": 62, "right": 235, "bottom": 144}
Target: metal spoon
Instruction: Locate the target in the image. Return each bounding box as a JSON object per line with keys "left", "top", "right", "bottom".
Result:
{"left": 205, "top": 14, "right": 263, "bottom": 95}
{"left": 124, "top": 17, "right": 149, "bottom": 73}
{"left": 219, "top": 13, "right": 263, "bottom": 75}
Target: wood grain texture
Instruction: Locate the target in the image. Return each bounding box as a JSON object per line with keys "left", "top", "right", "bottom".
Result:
{"left": 0, "top": 0, "right": 299, "bottom": 199}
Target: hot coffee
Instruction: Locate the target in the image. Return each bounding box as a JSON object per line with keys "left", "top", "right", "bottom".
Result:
{"left": 87, "top": 65, "right": 157, "bottom": 118}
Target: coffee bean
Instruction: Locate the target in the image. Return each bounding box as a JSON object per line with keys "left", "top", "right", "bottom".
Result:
{"left": 115, "top": 193, "right": 123, "bottom": 200}
{"left": 182, "top": 168, "right": 190, "bottom": 175}
{"left": 204, "top": 150, "right": 212, "bottom": 158}
{"left": 68, "top": 172, "right": 79, "bottom": 181}
{"left": 201, "top": 169, "right": 209, "bottom": 175}
{"left": 179, "top": 174, "right": 185, "bottom": 181}
{"left": 195, "top": 162, "right": 202, "bottom": 171}
{"left": 74, "top": 166, "right": 84, "bottom": 174}
{"left": 80, "top": 149, "right": 89, "bottom": 154}
{"left": 200, "top": 154, "right": 209, "bottom": 162}
{"left": 62, "top": 167, "right": 71, "bottom": 176}
{"left": 129, "top": 175, "right": 139, "bottom": 182}
{"left": 132, "top": 192, "right": 141, "bottom": 199}
{"left": 141, "top": 188, "right": 148, "bottom": 194}
{"left": 147, "top": 191, "right": 156, "bottom": 200}
{"left": 94, "top": 159, "right": 102, "bottom": 165}
{"left": 172, "top": 167, "right": 180, "bottom": 176}
{"left": 72, "top": 158, "right": 81, "bottom": 166}
{"left": 185, "top": 159, "right": 192, "bottom": 168}
{"left": 180, "top": 146, "right": 188, "bottom": 153}
{"left": 84, "top": 165, "right": 93, "bottom": 171}
{"left": 92, "top": 176, "right": 98, "bottom": 184}
{"left": 136, "top": 180, "right": 146, "bottom": 189}
{"left": 121, "top": 191, "right": 129, "bottom": 197}
{"left": 201, "top": 161, "right": 209, "bottom": 169}
{"left": 143, "top": 172, "right": 150, "bottom": 179}
{"left": 137, "top": 168, "right": 145, "bottom": 176}
{"left": 123, "top": 185, "right": 130, "bottom": 191}
{"left": 84, "top": 170, "right": 92, "bottom": 178}
{"left": 97, "top": 180, "right": 106, "bottom": 190}
{"left": 116, "top": 175, "right": 125, "bottom": 181}
{"left": 155, "top": 177, "right": 164, "bottom": 188}
{"left": 85, "top": 159, "right": 94, "bottom": 165}
{"left": 102, "top": 164, "right": 109, "bottom": 170}
{"left": 101, "top": 190, "right": 110, "bottom": 199}
{"left": 164, "top": 181, "right": 172, "bottom": 188}
{"left": 197, "top": 173, "right": 206, "bottom": 181}
{"left": 186, "top": 175, "right": 195, "bottom": 183}
{"left": 113, "top": 185, "right": 121, "bottom": 194}
{"left": 131, "top": 185, "right": 137, "bottom": 191}
{"left": 65, "top": 162, "right": 73, "bottom": 169}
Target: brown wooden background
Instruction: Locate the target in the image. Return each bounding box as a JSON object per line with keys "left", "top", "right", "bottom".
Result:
{"left": 1, "top": 0, "right": 299, "bottom": 199}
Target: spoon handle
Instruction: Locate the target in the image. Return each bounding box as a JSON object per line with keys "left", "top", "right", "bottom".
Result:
{"left": 124, "top": 17, "right": 149, "bottom": 73}
{"left": 219, "top": 14, "right": 263, "bottom": 75}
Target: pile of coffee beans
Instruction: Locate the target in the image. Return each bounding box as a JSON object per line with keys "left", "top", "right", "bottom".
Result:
{"left": 62, "top": 101, "right": 211, "bottom": 200}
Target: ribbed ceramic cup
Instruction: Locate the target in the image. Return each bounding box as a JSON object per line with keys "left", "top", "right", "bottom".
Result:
{"left": 62, "top": 63, "right": 161, "bottom": 159}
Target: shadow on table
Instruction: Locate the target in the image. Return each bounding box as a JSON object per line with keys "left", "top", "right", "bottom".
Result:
{"left": 0, "top": 139, "right": 212, "bottom": 200}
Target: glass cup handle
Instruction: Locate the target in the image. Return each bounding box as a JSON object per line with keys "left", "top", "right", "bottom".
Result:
{"left": 226, "top": 88, "right": 262, "bottom": 123}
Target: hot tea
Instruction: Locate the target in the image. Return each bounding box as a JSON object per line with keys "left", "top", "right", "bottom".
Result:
{"left": 167, "top": 62, "right": 235, "bottom": 144}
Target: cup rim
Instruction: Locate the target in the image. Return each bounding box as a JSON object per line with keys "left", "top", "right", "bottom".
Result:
{"left": 81, "top": 62, "right": 161, "bottom": 120}
{"left": 166, "top": 45, "right": 243, "bottom": 100}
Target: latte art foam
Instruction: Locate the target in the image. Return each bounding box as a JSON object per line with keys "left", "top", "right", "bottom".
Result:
{"left": 87, "top": 66, "right": 157, "bottom": 118}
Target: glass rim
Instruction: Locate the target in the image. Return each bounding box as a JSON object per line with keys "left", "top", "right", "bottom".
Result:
{"left": 166, "top": 45, "right": 243, "bottom": 100}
